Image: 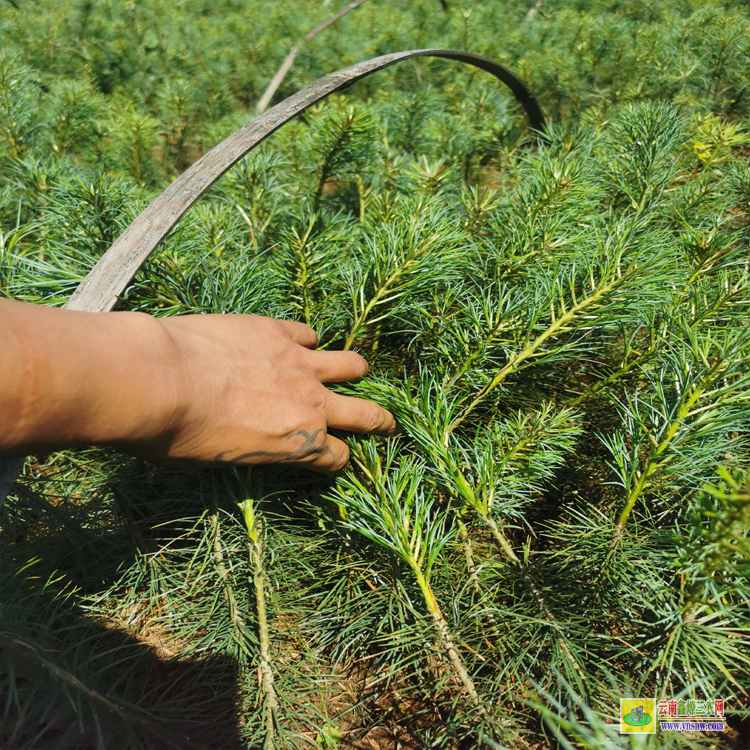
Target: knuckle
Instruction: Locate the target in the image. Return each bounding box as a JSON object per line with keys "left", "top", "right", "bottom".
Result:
{"left": 348, "top": 352, "right": 369, "bottom": 378}
{"left": 309, "top": 427, "right": 328, "bottom": 451}
{"left": 361, "top": 401, "right": 384, "bottom": 432}
{"left": 303, "top": 387, "right": 328, "bottom": 414}
{"left": 302, "top": 323, "right": 319, "bottom": 342}
{"left": 331, "top": 446, "right": 350, "bottom": 471}
{"left": 272, "top": 320, "right": 289, "bottom": 337}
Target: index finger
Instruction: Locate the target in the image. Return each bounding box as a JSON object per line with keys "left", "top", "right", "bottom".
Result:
{"left": 277, "top": 319, "right": 319, "bottom": 349}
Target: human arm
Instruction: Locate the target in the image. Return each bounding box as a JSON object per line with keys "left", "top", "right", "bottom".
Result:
{"left": 0, "top": 299, "right": 395, "bottom": 471}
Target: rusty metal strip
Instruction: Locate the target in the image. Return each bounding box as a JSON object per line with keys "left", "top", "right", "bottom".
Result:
{"left": 0, "top": 49, "right": 544, "bottom": 503}
{"left": 65, "top": 49, "right": 544, "bottom": 314}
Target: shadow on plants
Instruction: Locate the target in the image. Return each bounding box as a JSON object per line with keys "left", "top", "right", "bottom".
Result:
{"left": 1, "top": 460, "right": 247, "bottom": 750}
{"left": 0, "top": 607, "right": 243, "bottom": 750}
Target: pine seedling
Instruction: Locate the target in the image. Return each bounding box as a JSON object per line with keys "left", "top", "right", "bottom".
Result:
{"left": 402, "top": 155, "right": 461, "bottom": 197}
{"left": 604, "top": 323, "right": 750, "bottom": 555}
{"left": 45, "top": 79, "right": 102, "bottom": 158}
{"left": 271, "top": 208, "right": 353, "bottom": 333}
{"left": 107, "top": 108, "right": 162, "bottom": 188}
{"left": 156, "top": 78, "right": 200, "bottom": 172}
{"left": 459, "top": 184, "right": 499, "bottom": 238}
{"left": 328, "top": 440, "right": 495, "bottom": 730}
{"left": 44, "top": 176, "right": 137, "bottom": 257}
{"left": 0, "top": 54, "right": 38, "bottom": 160}
{"left": 448, "top": 214, "right": 679, "bottom": 435}
{"left": 4, "top": 152, "right": 71, "bottom": 220}
{"left": 350, "top": 373, "right": 590, "bottom": 690}
{"left": 377, "top": 86, "right": 445, "bottom": 156}
{"left": 340, "top": 197, "right": 464, "bottom": 350}
{"left": 603, "top": 101, "right": 687, "bottom": 214}
{"left": 227, "top": 150, "right": 293, "bottom": 254}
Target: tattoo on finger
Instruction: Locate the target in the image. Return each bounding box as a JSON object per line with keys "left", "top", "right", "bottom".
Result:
{"left": 213, "top": 428, "right": 334, "bottom": 464}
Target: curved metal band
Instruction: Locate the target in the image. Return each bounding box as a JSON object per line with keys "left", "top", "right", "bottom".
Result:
{"left": 0, "top": 49, "right": 544, "bottom": 504}
{"left": 66, "top": 49, "right": 544, "bottom": 314}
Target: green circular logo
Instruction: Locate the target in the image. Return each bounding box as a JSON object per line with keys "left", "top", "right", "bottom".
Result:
{"left": 623, "top": 713, "right": 652, "bottom": 726}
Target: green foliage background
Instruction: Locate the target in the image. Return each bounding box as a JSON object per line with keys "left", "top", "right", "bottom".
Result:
{"left": 2, "top": 0, "right": 750, "bottom": 747}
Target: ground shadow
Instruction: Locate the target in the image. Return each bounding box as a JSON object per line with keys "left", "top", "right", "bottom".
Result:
{"left": 0, "top": 455, "right": 246, "bottom": 750}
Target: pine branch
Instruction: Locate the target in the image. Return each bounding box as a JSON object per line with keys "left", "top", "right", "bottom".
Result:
{"left": 450, "top": 465, "right": 588, "bottom": 687}
{"left": 569, "top": 265, "right": 749, "bottom": 408}
{"left": 448, "top": 260, "right": 643, "bottom": 435}
{"left": 310, "top": 104, "right": 375, "bottom": 212}
{"left": 609, "top": 356, "right": 730, "bottom": 551}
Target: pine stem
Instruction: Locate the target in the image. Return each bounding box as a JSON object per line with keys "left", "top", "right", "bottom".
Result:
{"left": 249, "top": 517, "right": 279, "bottom": 750}
{"left": 210, "top": 510, "right": 251, "bottom": 658}
{"left": 314, "top": 162, "right": 335, "bottom": 212}
{"left": 457, "top": 520, "right": 505, "bottom": 652}
{"left": 343, "top": 240, "right": 432, "bottom": 350}
{"left": 344, "top": 279, "right": 394, "bottom": 350}
{"left": 410, "top": 562, "right": 490, "bottom": 719}
{"left": 442, "top": 455, "right": 587, "bottom": 683}
{"left": 236, "top": 204, "right": 258, "bottom": 253}
{"left": 235, "top": 481, "right": 280, "bottom": 750}
{"left": 370, "top": 320, "right": 383, "bottom": 354}
{"left": 357, "top": 173, "right": 367, "bottom": 223}
{"left": 480, "top": 513, "right": 587, "bottom": 683}
{"left": 457, "top": 519, "right": 480, "bottom": 590}
{"left": 292, "top": 218, "right": 316, "bottom": 326}
{"left": 568, "top": 344, "right": 656, "bottom": 407}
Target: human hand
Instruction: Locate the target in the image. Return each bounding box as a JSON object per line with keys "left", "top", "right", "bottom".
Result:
{"left": 0, "top": 300, "right": 395, "bottom": 471}
{"left": 145, "top": 314, "right": 396, "bottom": 471}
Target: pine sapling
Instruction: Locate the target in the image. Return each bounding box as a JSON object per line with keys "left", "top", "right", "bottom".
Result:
{"left": 330, "top": 441, "right": 494, "bottom": 726}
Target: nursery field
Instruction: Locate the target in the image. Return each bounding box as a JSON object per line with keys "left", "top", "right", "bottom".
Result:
{"left": 3, "top": 0, "right": 750, "bottom": 747}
